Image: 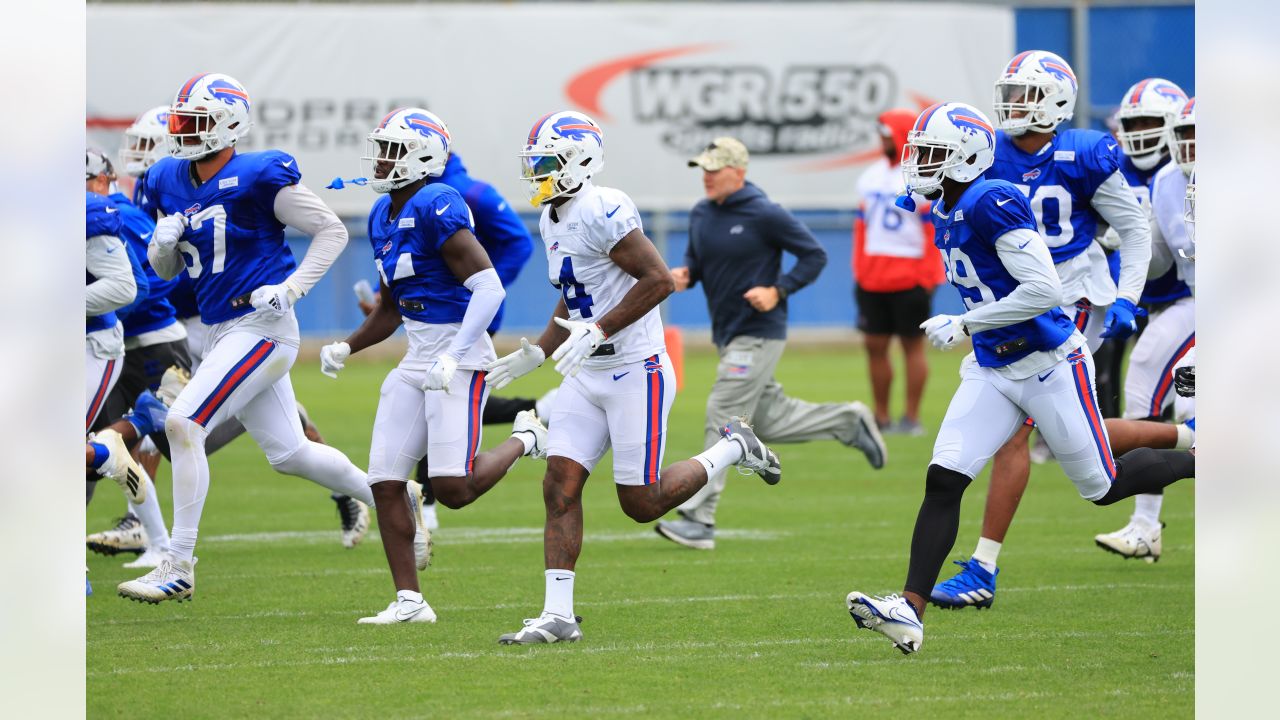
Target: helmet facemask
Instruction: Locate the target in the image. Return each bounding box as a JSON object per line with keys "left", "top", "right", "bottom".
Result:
{"left": 902, "top": 134, "right": 962, "bottom": 197}
{"left": 167, "top": 105, "right": 242, "bottom": 161}
{"left": 1172, "top": 124, "right": 1195, "bottom": 177}
{"left": 120, "top": 130, "right": 161, "bottom": 177}
{"left": 1117, "top": 114, "right": 1171, "bottom": 170}
{"left": 520, "top": 148, "right": 593, "bottom": 207}
{"left": 1183, "top": 173, "right": 1196, "bottom": 249}
{"left": 363, "top": 135, "right": 443, "bottom": 194}
{"left": 994, "top": 79, "right": 1069, "bottom": 136}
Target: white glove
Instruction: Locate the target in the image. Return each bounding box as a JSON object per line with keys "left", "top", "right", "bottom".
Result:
{"left": 1097, "top": 226, "right": 1122, "bottom": 251}
{"left": 250, "top": 279, "right": 302, "bottom": 318}
{"left": 920, "top": 314, "right": 966, "bottom": 351}
{"left": 551, "top": 317, "right": 607, "bottom": 377}
{"left": 320, "top": 341, "right": 350, "bottom": 379}
{"left": 152, "top": 214, "right": 188, "bottom": 253}
{"left": 421, "top": 354, "right": 459, "bottom": 393}
{"left": 484, "top": 337, "right": 545, "bottom": 391}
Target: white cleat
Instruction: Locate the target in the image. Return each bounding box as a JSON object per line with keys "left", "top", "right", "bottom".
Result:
{"left": 1095, "top": 520, "right": 1162, "bottom": 563}
{"left": 357, "top": 597, "right": 437, "bottom": 625}
{"left": 118, "top": 555, "right": 196, "bottom": 604}
{"left": 846, "top": 591, "right": 924, "bottom": 655}
{"left": 93, "top": 429, "right": 150, "bottom": 504}
{"left": 86, "top": 514, "right": 148, "bottom": 556}
{"left": 122, "top": 547, "right": 166, "bottom": 569}
{"left": 408, "top": 481, "right": 432, "bottom": 570}
{"left": 498, "top": 612, "right": 583, "bottom": 645}
{"left": 721, "top": 417, "right": 781, "bottom": 485}
{"left": 156, "top": 365, "right": 191, "bottom": 407}
{"left": 512, "top": 409, "right": 549, "bottom": 460}
{"left": 422, "top": 501, "right": 440, "bottom": 532}
{"left": 334, "top": 495, "right": 370, "bottom": 549}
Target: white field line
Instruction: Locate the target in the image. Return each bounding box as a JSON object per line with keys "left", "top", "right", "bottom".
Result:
{"left": 200, "top": 526, "right": 787, "bottom": 546}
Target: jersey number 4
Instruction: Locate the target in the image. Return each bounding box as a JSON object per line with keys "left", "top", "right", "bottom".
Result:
{"left": 177, "top": 205, "right": 227, "bottom": 278}
{"left": 555, "top": 257, "right": 594, "bottom": 318}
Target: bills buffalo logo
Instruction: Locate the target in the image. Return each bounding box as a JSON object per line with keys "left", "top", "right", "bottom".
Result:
{"left": 946, "top": 107, "right": 994, "bottom": 149}
{"left": 549, "top": 241, "right": 560, "bottom": 252}
{"left": 208, "top": 79, "right": 250, "bottom": 110}
{"left": 1151, "top": 83, "right": 1188, "bottom": 104}
{"left": 644, "top": 358, "right": 664, "bottom": 374}
{"left": 526, "top": 113, "right": 602, "bottom": 148}
{"left": 183, "top": 203, "right": 202, "bottom": 216}
{"left": 1181, "top": 97, "right": 1196, "bottom": 118}
{"left": 154, "top": 110, "right": 169, "bottom": 126}
{"left": 402, "top": 112, "right": 450, "bottom": 143}
{"left": 380, "top": 240, "right": 392, "bottom": 254}
{"left": 1022, "top": 168, "right": 1042, "bottom": 181}
{"left": 1037, "top": 56, "right": 1077, "bottom": 91}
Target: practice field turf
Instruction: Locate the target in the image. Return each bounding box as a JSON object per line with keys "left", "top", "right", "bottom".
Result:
{"left": 86, "top": 345, "right": 1193, "bottom": 719}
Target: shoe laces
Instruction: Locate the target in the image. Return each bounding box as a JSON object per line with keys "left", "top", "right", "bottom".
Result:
{"left": 112, "top": 515, "right": 139, "bottom": 532}
{"left": 936, "top": 559, "right": 982, "bottom": 592}
{"left": 137, "top": 559, "right": 174, "bottom": 584}
{"left": 334, "top": 496, "right": 357, "bottom": 530}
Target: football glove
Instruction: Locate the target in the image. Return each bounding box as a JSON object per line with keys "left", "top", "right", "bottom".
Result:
{"left": 250, "top": 279, "right": 303, "bottom": 319}
{"left": 551, "top": 317, "right": 607, "bottom": 377}
{"left": 152, "top": 214, "right": 188, "bottom": 254}
{"left": 320, "top": 341, "right": 350, "bottom": 379}
{"left": 1172, "top": 346, "right": 1195, "bottom": 398}
{"left": 920, "top": 314, "right": 966, "bottom": 351}
{"left": 485, "top": 337, "right": 544, "bottom": 391}
{"left": 1100, "top": 298, "right": 1147, "bottom": 339}
{"left": 421, "top": 355, "right": 459, "bottom": 393}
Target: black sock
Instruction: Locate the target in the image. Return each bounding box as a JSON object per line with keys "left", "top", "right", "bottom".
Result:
{"left": 904, "top": 464, "right": 974, "bottom": 598}
{"left": 482, "top": 396, "right": 537, "bottom": 425}
{"left": 1093, "top": 448, "right": 1194, "bottom": 506}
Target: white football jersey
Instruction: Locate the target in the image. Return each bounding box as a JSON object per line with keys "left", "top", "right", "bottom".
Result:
{"left": 854, "top": 158, "right": 928, "bottom": 258}
{"left": 539, "top": 183, "right": 665, "bottom": 370}
{"left": 1150, "top": 163, "right": 1195, "bottom": 294}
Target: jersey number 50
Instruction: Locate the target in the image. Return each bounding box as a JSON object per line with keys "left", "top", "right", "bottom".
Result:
{"left": 177, "top": 205, "right": 228, "bottom": 278}
{"left": 1014, "top": 184, "right": 1074, "bottom": 249}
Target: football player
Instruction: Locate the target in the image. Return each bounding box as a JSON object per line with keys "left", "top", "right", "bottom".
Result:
{"left": 1094, "top": 91, "right": 1196, "bottom": 560}
{"left": 930, "top": 51, "right": 1154, "bottom": 608}
{"left": 117, "top": 73, "right": 375, "bottom": 604}
{"left": 843, "top": 103, "right": 1195, "bottom": 654}
{"left": 319, "top": 109, "right": 544, "bottom": 624}
{"left": 485, "top": 111, "right": 781, "bottom": 644}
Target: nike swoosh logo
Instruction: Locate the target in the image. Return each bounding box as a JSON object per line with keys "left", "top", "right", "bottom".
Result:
{"left": 605, "top": 205, "right": 621, "bottom": 218}
{"left": 394, "top": 605, "right": 424, "bottom": 621}
{"left": 553, "top": 576, "right": 572, "bottom": 581}
{"left": 141, "top": 232, "right": 152, "bottom": 240}
{"left": 282, "top": 159, "right": 295, "bottom": 168}
{"left": 996, "top": 198, "right": 1013, "bottom": 207}
{"left": 104, "top": 207, "right": 117, "bottom": 213}
{"left": 436, "top": 203, "right": 450, "bottom": 216}
{"left": 1107, "top": 143, "right": 1117, "bottom": 152}
{"left": 497, "top": 202, "right": 507, "bottom": 212}
{"left": 612, "top": 372, "right": 630, "bottom": 381}
{"left": 1038, "top": 369, "right": 1054, "bottom": 382}
{"left": 105, "top": 246, "right": 117, "bottom": 254}
{"left": 1017, "top": 240, "right": 1031, "bottom": 249}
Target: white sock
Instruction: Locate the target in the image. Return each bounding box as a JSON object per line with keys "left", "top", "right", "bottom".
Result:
{"left": 167, "top": 416, "right": 211, "bottom": 563}
{"left": 544, "top": 569, "right": 575, "bottom": 619}
{"left": 130, "top": 470, "right": 171, "bottom": 553}
{"left": 271, "top": 441, "right": 375, "bottom": 505}
{"left": 170, "top": 526, "right": 197, "bottom": 563}
{"left": 973, "top": 537, "right": 1001, "bottom": 573}
{"left": 693, "top": 437, "right": 744, "bottom": 476}
{"left": 397, "top": 589, "right": 423, "bottom": 605}
{"left": 1132, "top": 494, "right": 1163, "bottom": 527}
{"left": 514, "top": 432, "right": 535, "bottom": 455}
{"left": 1174, "top": 423, "right": 1194, "bottom": 449}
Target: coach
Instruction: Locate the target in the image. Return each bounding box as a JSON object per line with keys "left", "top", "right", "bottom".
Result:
{"left": 656, "top": 137, "right": 887, "bottom": 551}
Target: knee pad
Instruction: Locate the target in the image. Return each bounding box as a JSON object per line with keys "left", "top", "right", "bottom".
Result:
{"left": 164, "top": 413, "right": 207, "bottom": 448}
{"left": 268, "top": 442, "right": 308, "bottom": 475}
{"left": 925, "top": 463, "right": 972, "bottom": 498}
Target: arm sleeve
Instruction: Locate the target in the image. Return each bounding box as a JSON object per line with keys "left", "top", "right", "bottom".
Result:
{"left": 115, "top": 240, "right": 152, "bottom": 319}
{"left": 960, "top": 228, "right": 1063, "bottom": 333}
{"left": 446, "top": 268, "right": 505, "bottom": 361}
{"left": 86, "top": 236, "right": 138, "bottom": 315}
{"left": 1090, "top": 170, "right": 1151, "bottom": 304}
{"left": 1146, "top": 215, "right": 1174, "bottom": 279}
{"left": 273, "top": 184, "right": 349, "bottom": 297}
{"left": 766, "top": 205, "right": 827, "bottom": 295}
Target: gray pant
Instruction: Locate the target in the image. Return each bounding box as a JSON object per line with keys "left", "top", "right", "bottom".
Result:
{"left": 677, "top": 335, "right": 864, "bottom": 525}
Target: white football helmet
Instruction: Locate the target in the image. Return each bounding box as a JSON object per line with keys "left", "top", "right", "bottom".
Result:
{"left": 993, "top": 50, "right": 1078, "bottom": 136}
{"left": 167, "top": 73, "right": 253, "bottom": 160}
{"left": 518, "top": 111, "right": 604, "bottom": 207}
{"left": 118, "top": 106, "right": 170, "bottom": 177}
{"left": 1170, "top": 96, "right": 1195, "bottom": 177}
{"left": 901, "top": 102, "right": 997, "bottom": 197}
{"left": 86, "top": 147, "right": 115, "bottom": 181}
{"left": 362, "top": 108, "right": 451, "bottom": 194}
{"left": 1115, "top": 78, "right": 1188, "bottom": 170}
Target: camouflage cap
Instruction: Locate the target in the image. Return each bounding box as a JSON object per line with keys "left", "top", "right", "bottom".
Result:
{"left": 688, "top": 137, "right": 749, "bottom": 171}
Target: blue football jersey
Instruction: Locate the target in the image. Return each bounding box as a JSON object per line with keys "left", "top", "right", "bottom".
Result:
{"left": 141, "top": 150, "right": 301, "bottom": 324}
{"left": 988, "top": 129, "right": 1120, "bottom": 265}
{"left": 932, "top": 178, "right": 1075, "bottom": 368}
{"left": 367, "top": 183, "right": 475, "bottom": 324}
{"left": 1116, "top": 155, "right": 1192, "bottom": 306}
{"left": 87, "top": 192, "right": 124, "bottom": 334}
{"left": 108, "top": 192, "right": 180, "bottom": 337}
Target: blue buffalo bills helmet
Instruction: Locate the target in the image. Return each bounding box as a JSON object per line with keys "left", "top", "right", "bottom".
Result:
{"left": 518, "top": 111, "right": 604, "bottom": 207}
{"left": 901, "top": 102, "right": 997, "bottom": 197}
{"left": 993, "top": 50, "right": 1078, "bottom": 136}
{"left": 362, "top": 108, "right": 452, "bottom": 193}
{"left": 167, "top": 73, "right": 253, "bottom": 160}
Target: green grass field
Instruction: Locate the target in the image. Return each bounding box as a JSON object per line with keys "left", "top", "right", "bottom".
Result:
{"left": 86, "top": 345, "right": 1193, "bottom": 718}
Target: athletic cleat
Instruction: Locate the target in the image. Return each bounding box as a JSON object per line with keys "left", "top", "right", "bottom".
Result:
{"left": 123, "top": 390, "right": 170, "bottom": 438}
{"left": 654, "top": 514, "right": 715, "bottom": 550}
{"left": 155, "top": 365, "right": 191, "bottom": 407}
{"left": 357, "top": 597, "right": 437, "bottom": 625}
{"left": 892, "top": 417, "right": 926, "bottom": 437}
{"left": 86, "top": 514, "right": 148, "bottom": 556}
{"left": 930, "top": 558, "right": 998, "bottom": 609}
{"left": 512, "top": 409, "right": 549, "bottom": 460}
{"left": 498, "top": 612, "right": 583, "bottom": 645}
{"left": 122, "top": 547, "right": 166, "bottom": 569}
{"left": 841, "top": 401, "right": 888, "bottom": 469}
{"left": 332, "top": 494, "right": 370, "bottom": 549}
{"left": 408, "top": 481, "right": 432, "bottom": 570}
{"left": 846, "top": 591, "right": 923, "bottom": 655}
{"left": 1095, "top": 520, "right": 1162, "bottom": 563}
{"left": 92, "top": 429, "right": 149, "bottom": 504}
{"left": 117, "top": 555, "right": 196, "bottom": 604}
{"left": 721, "top": 416, "right": 781, "bottom": 485}
{"left": 422, "top": 501, "right": 440, "bottom": 531}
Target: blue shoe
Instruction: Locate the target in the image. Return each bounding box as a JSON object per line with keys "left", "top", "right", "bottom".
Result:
{"left": 86, "top": 576, "right": 93, "bottom": 597}
{"left": 930, "top": 558, "right": 997, "bottom": 610}
{"left": 124, "top": 390, "right": 169, "bottom": 437}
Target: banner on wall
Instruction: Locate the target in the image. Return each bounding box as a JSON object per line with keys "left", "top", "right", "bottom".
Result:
{"left": 88, "top": 3, "right": 1013, "bottom": 215}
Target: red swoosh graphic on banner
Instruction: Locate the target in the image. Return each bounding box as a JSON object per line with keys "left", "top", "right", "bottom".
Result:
{"left": 87, "top": 116, "right": 136, "bottom": 130}
{"left": 794, "top": 92, "right": 939, "bottom": 172}
{"left": 566, "top": 44, "right": 722, "bottom": 121}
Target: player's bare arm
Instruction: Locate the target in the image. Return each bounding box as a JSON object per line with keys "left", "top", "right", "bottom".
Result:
{"left": 342, "top": 280, "right": 403, "bottom": 355}
{"left": 533, "top": 298, "right": 571, "bottom": 355}
{"left": 595, "top": 228, "right": 676, "bottom": 336}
